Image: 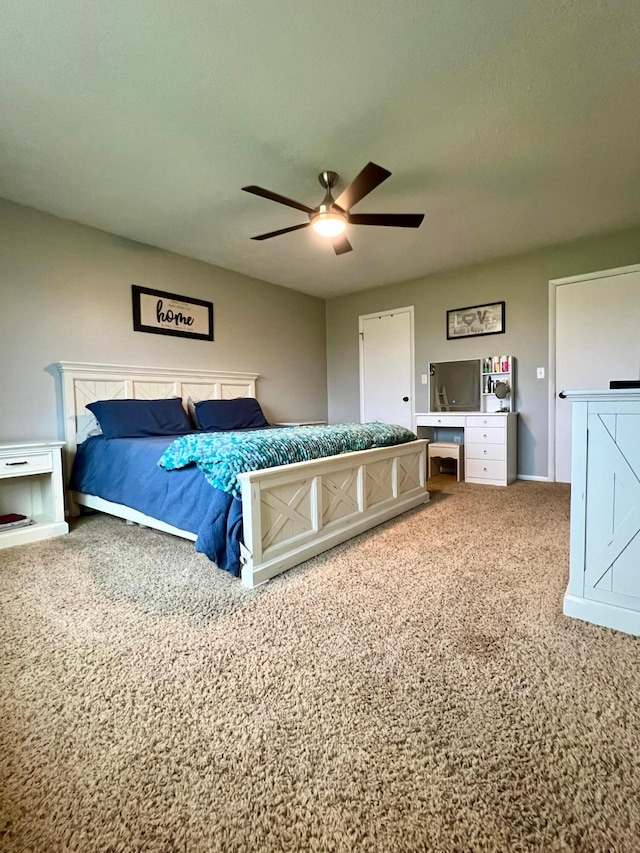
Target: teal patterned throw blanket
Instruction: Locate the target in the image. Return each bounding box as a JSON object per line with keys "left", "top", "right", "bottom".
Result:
{"left": 158, "top": 422, "right": 416, "bottom": 499}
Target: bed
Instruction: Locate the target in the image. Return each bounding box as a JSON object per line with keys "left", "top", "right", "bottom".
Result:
{"left": 56, "top": 362, "right": 430, "bottom": 587}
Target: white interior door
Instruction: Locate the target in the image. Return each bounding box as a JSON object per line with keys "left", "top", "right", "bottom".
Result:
{"left": 360, "top": 307, "right": 414, "bottom": 430}
{"left": 554, "top": 268, "right": 640, "bottom": 482}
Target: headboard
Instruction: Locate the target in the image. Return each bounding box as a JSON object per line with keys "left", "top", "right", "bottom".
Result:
{"left": 55, "top": 361, "right": 259, "bottom": 472}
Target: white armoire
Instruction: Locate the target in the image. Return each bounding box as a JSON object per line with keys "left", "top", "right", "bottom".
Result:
{"left": 562, "top": 389, "right": 640, "bottom": 636}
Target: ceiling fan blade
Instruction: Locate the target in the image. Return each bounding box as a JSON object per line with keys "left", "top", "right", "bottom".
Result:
{"left": 251, "top": 222, "right": 311, "bottom": 241}
{"left": 242, "top": 185, "right": 314, "bottom": 214}
{"left": 334, "top": 162, "right": 391, "bottom": 211}
{"left": 332, "top": 234, "right": 353, "bottom": 255}
{"left": 349, "top": 213, "right": 425, "bottom": 228}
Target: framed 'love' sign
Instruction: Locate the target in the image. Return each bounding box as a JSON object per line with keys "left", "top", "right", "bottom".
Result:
{"left": 446, "top": 301, "right": 505, "bottom": 340}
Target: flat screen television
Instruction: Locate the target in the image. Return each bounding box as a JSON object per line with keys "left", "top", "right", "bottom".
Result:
{"left": 429, "top": 359, "right": 481, "bottom": 412}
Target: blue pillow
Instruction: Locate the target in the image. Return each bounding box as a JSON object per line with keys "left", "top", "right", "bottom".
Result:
{"left": 87, "top": 398, "right": 192, "bottom": 439}
{"left": 193, "top": 397, "right": 269, "bottom": 431}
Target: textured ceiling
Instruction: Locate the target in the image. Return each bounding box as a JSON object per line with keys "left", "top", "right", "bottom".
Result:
{"left": 1, "top": 1, "right": 639, "bottom": 298}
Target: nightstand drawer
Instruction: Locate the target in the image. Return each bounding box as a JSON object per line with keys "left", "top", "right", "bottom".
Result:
{"left": 466, "top": 426, "right": 505, "bottom": 445}
{"left": 466, "top": 458, "right": 506, "bottom": 480}
{"left": 0, "top": 451, "right": 53, "bottom": 478}
{"left": 466, "top": 442, "right": 505, "bottom": 461}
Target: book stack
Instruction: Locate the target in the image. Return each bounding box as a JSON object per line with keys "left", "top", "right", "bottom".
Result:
{"left": 0, "top": 513, "right": 35, "bottom": 531}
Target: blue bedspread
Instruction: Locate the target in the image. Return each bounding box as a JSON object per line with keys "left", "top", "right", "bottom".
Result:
{"left": 158, "top": 422, "right": 417, "bottom": 499}
{"left": 69, "top": 435, "right": 243, "bottom": 575}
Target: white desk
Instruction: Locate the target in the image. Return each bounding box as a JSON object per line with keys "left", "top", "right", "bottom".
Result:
{"left": 414, "top": 412, "right": 518, "bottom": 486}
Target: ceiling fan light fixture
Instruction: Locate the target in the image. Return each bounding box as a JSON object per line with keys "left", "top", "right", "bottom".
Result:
{"left": 311, "top": 212, "right": 347, "bottom": 238}
{"left": 243, "top": 162, "right": 424, "bottom": 252}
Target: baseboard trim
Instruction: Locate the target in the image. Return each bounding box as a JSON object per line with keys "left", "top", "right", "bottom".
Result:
{"left": 564, "top": 593, "right": 640, "bottom": 637}
{"left": 517, "top": 474, "right": 553, "bottom": 482}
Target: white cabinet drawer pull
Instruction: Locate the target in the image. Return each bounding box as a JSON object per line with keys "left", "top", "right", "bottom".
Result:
{"left": 6, "top": 460, "right": 28, "bottom": 466}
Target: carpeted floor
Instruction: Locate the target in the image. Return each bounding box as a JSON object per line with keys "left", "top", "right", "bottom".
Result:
{"left": 1, "top": 476, "right": 639, "bottom": 852}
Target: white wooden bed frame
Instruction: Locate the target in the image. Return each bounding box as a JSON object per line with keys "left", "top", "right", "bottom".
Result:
{"left": 56, "top": 362, "right": 429, "bottom": 587}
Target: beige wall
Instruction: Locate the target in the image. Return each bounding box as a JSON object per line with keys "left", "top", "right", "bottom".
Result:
{"left": 3, "top": 194, "right": 638, "bottom": 481}
{"left": 326, "top": 225, "right": 640, "bottom": 479}
{"left": 0, "top": 199, "right": 328, "bottom": 441}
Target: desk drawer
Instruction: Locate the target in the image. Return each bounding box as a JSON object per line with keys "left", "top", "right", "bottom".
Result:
{"left": 415, "top": 415, "right": 466, "bottom": 428}
{"left": 467, "top": 415, "right": 508, "bottom": 428}
{"left": 466, "top": 426, "right": 505, "bottom": 445}
{"left": 0, "top": 451, "right": 53, "bottom": 478}
{"left": 466, "top": 442, "right": 505, "bottom": 461}
{"left": 466, "top": 458, "right": 506, "bottom": 481}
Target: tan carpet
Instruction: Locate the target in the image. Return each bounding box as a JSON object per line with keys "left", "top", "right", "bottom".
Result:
{"left": 1, "top": 477, "right": 639, "bottom": 852}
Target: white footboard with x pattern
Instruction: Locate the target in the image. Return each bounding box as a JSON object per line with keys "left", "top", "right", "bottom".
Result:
{"left": 238, "top": 439, "right": 429, "bottom": 587}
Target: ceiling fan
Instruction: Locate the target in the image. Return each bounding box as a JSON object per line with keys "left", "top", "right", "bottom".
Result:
{"left": 242, "top": 162, "right": 425, "bottom": 255}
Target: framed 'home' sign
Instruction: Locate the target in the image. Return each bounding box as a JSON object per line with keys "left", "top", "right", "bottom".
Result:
{"left": 132, "top": 285, "right": 214, "bottom": 341}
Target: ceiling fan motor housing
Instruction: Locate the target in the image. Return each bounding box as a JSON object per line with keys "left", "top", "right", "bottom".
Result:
{"left": 318, "top": 170, "right": 339, "bottom": 190}
{"left": 311, "top": 171, "right": 349, "bottom": 233}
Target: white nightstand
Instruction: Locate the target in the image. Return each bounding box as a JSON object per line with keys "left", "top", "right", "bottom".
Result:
{"left": 273, "top": 421, "right": 327, "bottom": 427}
{"left": 0, "top": 441, "right": 69, "bottom": 549}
